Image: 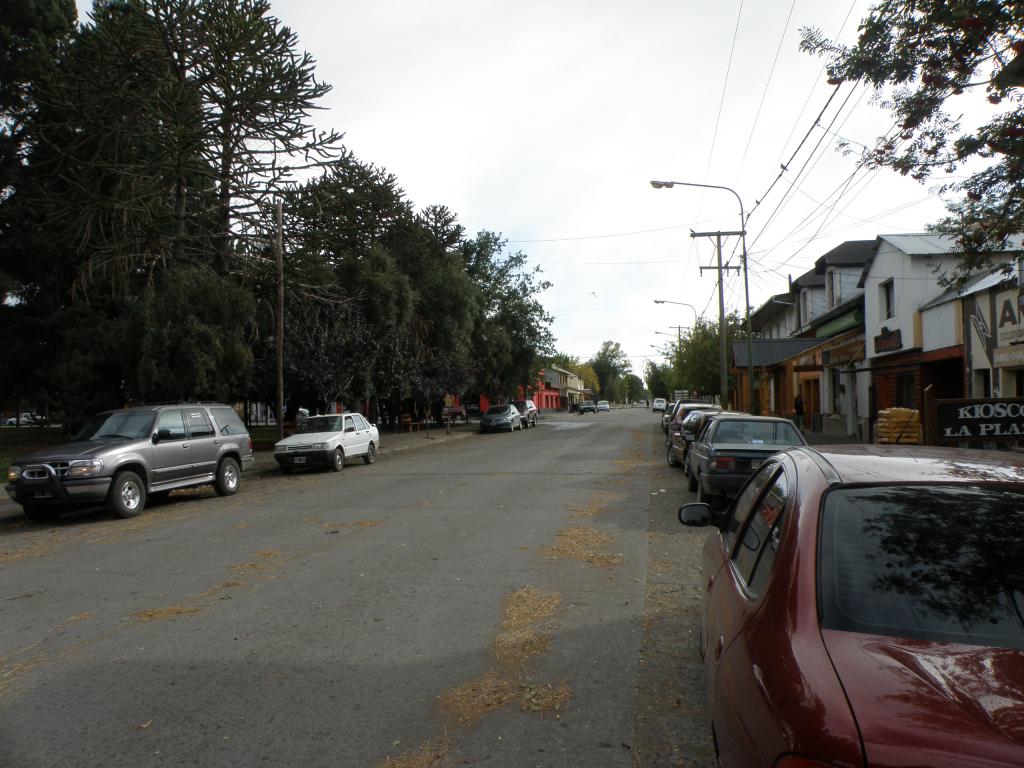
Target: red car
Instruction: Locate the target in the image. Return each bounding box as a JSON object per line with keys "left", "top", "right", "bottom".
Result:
{"left": 679, "top": 444, "right": 1024, "bottom": 767}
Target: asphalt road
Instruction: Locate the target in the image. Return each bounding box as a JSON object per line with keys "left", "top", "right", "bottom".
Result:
{"left": 0, "top": 408, "right": 714, "bottom": 768}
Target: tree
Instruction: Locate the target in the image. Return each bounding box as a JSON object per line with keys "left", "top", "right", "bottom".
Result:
{"left": 588, "top": 341, "right": 631, "bottom": 398}
{"left": 677, "top": 314, "right": 744, "bottom": 399}
{"left": 802, "top": 2, "right": 1024, "bottom": 286}
{"left": 0, "top": 0, "right": 76, "bottom": 199}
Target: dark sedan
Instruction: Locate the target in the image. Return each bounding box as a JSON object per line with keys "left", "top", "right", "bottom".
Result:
{"left": 687, "top": 414, "right": 805, "bottom": 507}
{"left": 479, "top": 404, "right": 522, "bottom": 433}
{"left": 679, "top": 444, "right": 1024, "bottom": 767}
{"left": 577, "top": 400, "right": 597, "bottom": 414}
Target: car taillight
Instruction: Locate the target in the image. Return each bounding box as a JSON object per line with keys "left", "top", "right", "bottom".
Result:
{"left": 711, "top": 456, "right": 735, "bottom": 470}
{"left": 249, "top": 437, "right": 254, "bottom": 452}
{"left": 774, "top": 756, "right": 841, "bottom": 768}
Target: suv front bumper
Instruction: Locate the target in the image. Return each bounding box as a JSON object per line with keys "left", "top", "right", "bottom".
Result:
{"left": 7, "top": 476, "right": 112, "bottom": 506}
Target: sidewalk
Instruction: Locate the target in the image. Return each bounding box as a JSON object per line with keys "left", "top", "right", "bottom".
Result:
{"left": 251, "top": 420, "right": 477, "bottom": 477}
{"left": 801, "top": 430, "right": 865, "bottom": 446}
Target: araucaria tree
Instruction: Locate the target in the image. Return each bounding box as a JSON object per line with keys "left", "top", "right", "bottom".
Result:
{"left": 802, "top": 2, "right": 1024, "bottom": 285}
{"left": 0, "top": 0, "right": 554, "bottom": 419}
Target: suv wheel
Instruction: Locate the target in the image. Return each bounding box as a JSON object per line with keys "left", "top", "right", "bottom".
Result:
{"left": 331, "top": 447, "right": 345, "bottom": 472}
{"left": 109, "top": 470, "right": 146, "bottom": 519}
{"left": 214, "top": 457, "right": 241, "bottom": 496}
{"left": 363, "top": 442, "right": 376, "bottom": 465}
{"left": 23, "top": 504, "right": 62, "bottom": 524}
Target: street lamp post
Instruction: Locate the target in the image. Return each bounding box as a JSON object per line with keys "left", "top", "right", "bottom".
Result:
{"left": 650, "top": 180, "right": 756, "bottom": 413}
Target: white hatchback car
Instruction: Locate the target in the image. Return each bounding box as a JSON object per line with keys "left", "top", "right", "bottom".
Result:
{"left": 274, "top": 413, "right": 379, "bottom": 474}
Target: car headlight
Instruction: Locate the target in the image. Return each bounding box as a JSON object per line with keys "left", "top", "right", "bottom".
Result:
{"left": 274, "top": 445, "right": 288, "bottom": 453}
{"left": 310, "top": 442, "right": 326, "bottom": 450}
{"left": 67, "top": 459, "right": 104, "bottom": 478}
{"left": 7, "top": 465, "right": 22, "bottom": 482}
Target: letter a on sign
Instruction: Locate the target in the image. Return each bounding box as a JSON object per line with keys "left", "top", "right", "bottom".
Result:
{"left": 1000, "top": 299, "right": 1019, "bottom": 328}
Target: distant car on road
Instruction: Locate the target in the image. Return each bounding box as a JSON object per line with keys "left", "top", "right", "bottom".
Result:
{"left": 512, "top": 399, "right": 539, "bottom": 428}
{"left": 274, "top": 412, "right": 379, "bottom": 474}
{"left": 652, "top": 398, "right": 667, "bottom": 412}
{"left": 679, "top": 444, "right": 1024, "bottom": 768}
{"left": 480, "top": 404, "right": 523, "bottom": 432}
{"left": 688, "top": 414, "right": 806, "bottom": 508}
{"left": 4, "top": 412, "right": 45, "bottom": 427}
{"left": 6, "top": 404, "right": 254, "bottom": 523}
{"left": 577, "top": 400, "right": 597, "bottom": 414}
{"left": 596, "top": 400, "right": 610, "bottom": 412}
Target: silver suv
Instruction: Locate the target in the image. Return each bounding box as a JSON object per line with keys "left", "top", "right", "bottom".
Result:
{"left": 5, "top": 404, "right": 254, "bottom": 523}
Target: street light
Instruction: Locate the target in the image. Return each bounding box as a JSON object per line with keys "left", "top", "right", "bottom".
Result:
{"left": 650, "top": 179, "right": 755, "bottom": 412}
{"left": 653, "top": 299, "right": 699, "bottom": 324}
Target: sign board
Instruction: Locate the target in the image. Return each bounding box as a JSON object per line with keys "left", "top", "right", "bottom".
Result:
{"left": 874, "top": 326, "right": 903, "bottom": 354}
{"left": 996, "top": 288, "right": 1024, "bottom": 347}
{"left": 994, "top": 344, "right": 1024, "bottom": 368}
{"left": 934, "top": 397, "right": 1024, "bottom": 442}
{"left": 444, "top": 394, "right": 454, "bottom": 407}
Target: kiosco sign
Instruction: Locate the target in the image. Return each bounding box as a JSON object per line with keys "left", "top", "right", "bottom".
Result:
{"left": 935, "top": 398, "right": 1024, "bottom": 441}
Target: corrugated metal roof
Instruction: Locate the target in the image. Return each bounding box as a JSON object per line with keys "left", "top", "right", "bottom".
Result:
{"left": 732, "top": 338, "right": 820, "bottom": 367}
{"left": 879, "top": 232, "right": 1024, "bottom": 255}
{"left": 919, "top": 270, "right": 1015, "bottom": 310}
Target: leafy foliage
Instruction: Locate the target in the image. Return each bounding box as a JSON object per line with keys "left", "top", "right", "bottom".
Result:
{"left": 801, "top": 1, "right": 1024, "bottom": 286}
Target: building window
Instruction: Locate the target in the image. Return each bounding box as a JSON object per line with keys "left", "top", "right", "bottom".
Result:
{"left": 881, "top": 279, "right": 895, "bottom": 320}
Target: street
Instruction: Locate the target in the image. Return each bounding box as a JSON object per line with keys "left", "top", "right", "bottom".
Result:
{"left": 0, "top": 409, "right": 713, "bottom": 768}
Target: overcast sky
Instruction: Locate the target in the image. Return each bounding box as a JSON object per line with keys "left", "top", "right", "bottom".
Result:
{"left": 77, "top": 0, "right": 959, "bottom": 375}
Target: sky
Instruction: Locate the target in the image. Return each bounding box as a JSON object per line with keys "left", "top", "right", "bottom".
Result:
{"left": 76, "top": 0, "right": 962, "bottom": 376}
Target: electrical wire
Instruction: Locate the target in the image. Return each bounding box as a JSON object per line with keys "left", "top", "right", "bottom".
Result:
{"left": 705, "top": 0, "right": 747, "bottom": 180}
{"left": 737, "top": 0, "right": 799, "bottom": 174}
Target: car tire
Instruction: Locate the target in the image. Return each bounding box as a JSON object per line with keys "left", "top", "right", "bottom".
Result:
{"left": 214, "top": 457, "right": 241, "bottom": 496}
{"left": 688, "top": 468, "right": 698, "bottom": 493}
{"left": 23, "top": 504, "right": 61, "bottom": 524}
{"left": 331, "top": 447, "right": 345, "bottom": 472}
{"left": 108, "top": 470, "right": 146, "bottom": 519}
{"left": 280, "top": 466, "right": 293, "bottom": 475}
{"left": 667, "top": 445, "right": 678, "bottom": 467}
{"left": 363, "top": 442, "right": 376, "bottom": 465}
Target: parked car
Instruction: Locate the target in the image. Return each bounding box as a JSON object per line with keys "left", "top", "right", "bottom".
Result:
{"left": 4, "top": 412, "right": 45, "bottom": 427}
{"left": 596, "top": 400, "right": 610, "bottom": 412}
{"left": 274, "top": 412, "right": 379, "bottom": 474}
{"left": 687, "top": 414, "right": 806, "bottom": 507}
{"left": 480, "top": 404, "right": 522, "bottom": 432}
{"left": 666, "top": 403, "right": 721, "bottom": 465}
{"left": 652, "top": 398, "right": 667, "bottom": 412}
{"left": 666, "top": 402, "right": 719, "bottom": 443}
{"left": 512, "top": 399, "right": 539, "bottom": 428}
{"left": 661, "top": 400, "right": 684, "bottom": 432}
{"left": 678, "top": 444, "right": 1024, "bottom": 768}
{"left": 5, "top": 404, "right": 254, "bottom": 523}
{"left": 577, "top": 400, "right": 597, "bottom": 414}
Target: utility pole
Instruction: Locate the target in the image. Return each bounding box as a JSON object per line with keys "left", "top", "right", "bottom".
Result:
{"left": 692, "top": 229, "right": 742, "bottom": 409}
{"left": 274, "top": 199, "right": 285, "bottom": 442}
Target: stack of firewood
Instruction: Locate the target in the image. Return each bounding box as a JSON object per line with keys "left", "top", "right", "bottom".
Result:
{"left": 876, "top": 407, "right": 922, "bottom": 444}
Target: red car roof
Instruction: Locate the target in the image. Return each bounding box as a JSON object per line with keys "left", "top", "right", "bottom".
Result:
{"left": 805, "top": 443, "right": 1024, "bottom": 485}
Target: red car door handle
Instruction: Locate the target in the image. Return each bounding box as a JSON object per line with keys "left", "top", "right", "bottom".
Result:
{"left": 714, "top": 636, "right": 724, "bottom": 659}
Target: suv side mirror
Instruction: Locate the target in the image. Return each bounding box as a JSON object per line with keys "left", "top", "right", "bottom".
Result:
{"left": 679, "top": 502, "right": 712, "bottom": 527}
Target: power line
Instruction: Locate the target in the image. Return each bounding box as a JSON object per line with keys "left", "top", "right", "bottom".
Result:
{"left": 704, "top": 0, "right": 746, "bottom": 179}
{"left": 737, "top": 0, "right": 798, "bottom": 174}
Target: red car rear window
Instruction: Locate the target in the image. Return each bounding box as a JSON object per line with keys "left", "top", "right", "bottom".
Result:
{"left": 818, "top": 485, "right": 1024, "bottom": 649}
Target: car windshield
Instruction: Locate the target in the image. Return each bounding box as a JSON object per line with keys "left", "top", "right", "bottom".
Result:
{"left": 819, "top": 485, "right": 1024, "bottom": 649}
{"left": 299, "top": 416, "right": 343, "bottom": 433}
{"left": 74, "top": 411, "right": 155, "bottom": 441}
{"left": 711, "top": 419, "right": 803, "bottom": 446}
{"left": 486, "top": 406, "right": 508, "bottom": 415}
